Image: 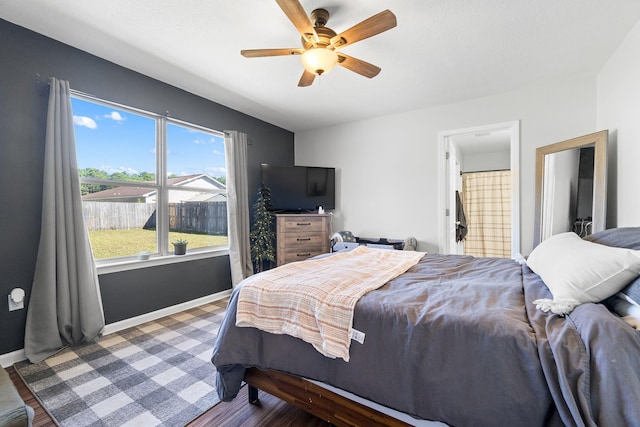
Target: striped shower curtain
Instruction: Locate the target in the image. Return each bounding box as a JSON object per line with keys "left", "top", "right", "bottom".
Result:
{"left": 461, "top": 170, "right": 511, "bottom": 258}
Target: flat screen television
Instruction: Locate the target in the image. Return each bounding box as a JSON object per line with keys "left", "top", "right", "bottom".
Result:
{"left": 261, "top": 164, "right": 335, "bottom": 212}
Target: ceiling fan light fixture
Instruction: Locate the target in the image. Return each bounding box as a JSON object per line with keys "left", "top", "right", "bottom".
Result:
{"left": 301, "top": 48, "right": 338, "bottom": 75}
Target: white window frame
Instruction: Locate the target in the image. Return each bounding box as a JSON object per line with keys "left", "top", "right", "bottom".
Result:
{"left": 71, "top": 91, "right": 229, "bottom": 274}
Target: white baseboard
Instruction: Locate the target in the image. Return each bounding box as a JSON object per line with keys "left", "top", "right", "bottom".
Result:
{"left": 0, "top": 349, "right": 26, "bottom": 368}
{"left": 0, "top": 289, "right": 232, "bottom": 368}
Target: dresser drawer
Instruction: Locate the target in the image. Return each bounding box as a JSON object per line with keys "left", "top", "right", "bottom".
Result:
{"left": 279, "top": 248, "right": 327, "bottom": 265}
{"left": 279, "top": 216, "right": 325, "bottom": 233}
{"left": 279, "top": 232, "right": 327, "bottom": 249}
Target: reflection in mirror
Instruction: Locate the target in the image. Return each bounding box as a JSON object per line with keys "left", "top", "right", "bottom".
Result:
{"left": 534, "top": 130, "right": 607, "bottom": 247}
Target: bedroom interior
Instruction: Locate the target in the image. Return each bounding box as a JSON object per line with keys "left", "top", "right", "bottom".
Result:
{"left": 1, "top": 0, "right": 640, "bottom": 426}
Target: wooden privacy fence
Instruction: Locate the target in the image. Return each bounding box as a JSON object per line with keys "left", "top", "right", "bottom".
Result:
{"left": 83, "top": 202, "right": 156, "bottom": 231}
{"left": 169, "top": 201, "right": 228, "bottom": 235}
{"left": 83, "top": 201, "right": 228, "bottom": 235}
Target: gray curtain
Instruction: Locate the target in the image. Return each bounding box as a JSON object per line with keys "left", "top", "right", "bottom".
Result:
{"left": 25, "top": 78, "right": 105, "bottom": 363}
{"left": 224, "top": 130, "right": 253, "bottom": 286}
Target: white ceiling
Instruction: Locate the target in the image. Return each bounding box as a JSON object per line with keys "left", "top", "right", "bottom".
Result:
{"left": 2, "top": 0, "right": 640, "bottom": 133}
{"left": 452, "top": 130, "right": 511, "bottom": 155}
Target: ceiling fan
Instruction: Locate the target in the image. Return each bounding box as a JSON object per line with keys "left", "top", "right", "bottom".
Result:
{"left": 240, "top": 0, "right": 397, "bottom": 87}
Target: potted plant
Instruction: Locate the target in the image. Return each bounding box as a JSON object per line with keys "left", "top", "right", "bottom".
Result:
{"left": 172, "top": 238, "right": 188, "bottom": 255}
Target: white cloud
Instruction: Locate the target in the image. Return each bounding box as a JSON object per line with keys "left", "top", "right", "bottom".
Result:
{"left": 193, "top": 137, "right": 219, "bottom": 145}
{"left": 206, "top": 166, "right": 226, "bottom": 176}
{"left": 73, "top": 115, "right": 97, "bottom": 129}
{"left": 211, "top": 149, "right": 223, "bottom": 155}
{"left": 105, "top": 111, "right": 125, "bottom": 122}
{"left": 119, "top": 166, "right": 139, "bottom": 175}
{"left": 99, "top": 165, "right": 117, "bottom": 174}
{"left": 99, "top": 165, "right": 140, "bottom": 175}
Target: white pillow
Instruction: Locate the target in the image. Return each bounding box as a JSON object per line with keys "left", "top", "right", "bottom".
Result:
{"left": 527, "top": 232, "right": 640, "bottom": 314}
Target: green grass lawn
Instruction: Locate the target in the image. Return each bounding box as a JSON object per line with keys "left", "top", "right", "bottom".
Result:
{"left": 88, "top": 229, "right": 228, "bottom": 259}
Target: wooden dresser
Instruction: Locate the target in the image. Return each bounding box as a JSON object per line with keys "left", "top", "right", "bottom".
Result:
{"left": 275, "top": 213, "right": 331, "bottom": 266}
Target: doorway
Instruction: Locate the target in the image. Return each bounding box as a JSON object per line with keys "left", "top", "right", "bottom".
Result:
{"left": 437, "top": 121, "right": 521, "bottom": 259}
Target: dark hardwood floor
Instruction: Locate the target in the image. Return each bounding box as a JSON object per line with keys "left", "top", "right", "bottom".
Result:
{"left": 7, "top": 366, "right": 332, "bottom": 427}
{"left": 8, "top": 366, "right": 55, "bottom": 427}
{"left": 187, "top": 387, "right": 332, "bottom": 427}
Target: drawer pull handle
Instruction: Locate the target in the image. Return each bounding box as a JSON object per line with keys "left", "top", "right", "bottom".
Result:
{"left": 297, "top": 237, "right": 311, "bottom": 241}
{"left": 296, "top": 222, "right": 312, "bottom": 226}
{"left": 297, "top": 253, "right": 312, "bottom": 257}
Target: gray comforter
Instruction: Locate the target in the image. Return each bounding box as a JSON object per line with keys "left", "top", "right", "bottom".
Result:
{"left": 211, "top": 254, "right": 640, "bottom": 427}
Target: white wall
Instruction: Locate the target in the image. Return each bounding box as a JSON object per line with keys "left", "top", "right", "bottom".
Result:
{"left": 597, "top": 19, "right": 640, "bottom": 228}
{"left": 295, "top": 77, "right": 597, "bottom": 255}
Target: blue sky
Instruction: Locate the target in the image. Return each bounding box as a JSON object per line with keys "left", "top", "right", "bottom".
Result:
{"left": 71, "top": 97, "right": 226, "bottom": 179}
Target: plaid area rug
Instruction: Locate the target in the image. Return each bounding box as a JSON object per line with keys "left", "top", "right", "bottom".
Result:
{"left": 15, "top": 299, "right": 228, "bottom": 427}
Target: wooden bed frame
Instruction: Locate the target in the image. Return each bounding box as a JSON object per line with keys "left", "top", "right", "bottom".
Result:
{"left": 244, "top": 367, "right": 413, "bottom": 427}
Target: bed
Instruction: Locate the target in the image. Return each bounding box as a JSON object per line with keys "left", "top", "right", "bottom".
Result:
{"left": 211, "top": 227, "right": 640, "bottom": 426}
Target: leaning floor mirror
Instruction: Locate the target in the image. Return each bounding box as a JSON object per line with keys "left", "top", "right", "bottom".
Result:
{"left": 533, "top": 130, "right": 608, "bottom": 247}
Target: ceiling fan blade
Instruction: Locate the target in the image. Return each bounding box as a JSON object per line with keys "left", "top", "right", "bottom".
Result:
{"left": 241, "top": 48, "right": 303, "bottom": 58}
{"left": 337, "top": 53, "right": 381, "bottom": 78}
{"left": 330, "top": 10, "right": 397, "bottom": 49}
{"left": 298, "top": 70, "right": 316, "bottom": 87}
{"left": 275, "top": 0, "right": 319, "bottom": 44}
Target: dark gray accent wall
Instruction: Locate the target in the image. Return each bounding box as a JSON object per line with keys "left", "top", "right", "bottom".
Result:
{"left": 99, "top": 257, "right": 232, "bottom": 324}
{"left": 0, "top": 19, "right": 294, "bottom": 356}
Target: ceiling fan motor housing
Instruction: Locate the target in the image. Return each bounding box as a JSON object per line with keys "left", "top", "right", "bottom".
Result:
{"left": 301, "top": 25, "right": 336, "bottom": 49}
{"left": 310, "top": 8, "right": 329, "bottom": 27}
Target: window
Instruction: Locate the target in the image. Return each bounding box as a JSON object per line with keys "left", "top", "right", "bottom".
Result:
{"left": 72, "top": 93, "right": 228, "bottom": 262}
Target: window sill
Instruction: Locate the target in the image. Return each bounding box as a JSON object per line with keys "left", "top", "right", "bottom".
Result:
{"left": 96, "top": 247, "right": 230, "bottom": 275}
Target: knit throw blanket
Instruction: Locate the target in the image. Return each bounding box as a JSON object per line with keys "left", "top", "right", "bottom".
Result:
{"left": 236, "top": 246, "right": 425, "bottom": 361}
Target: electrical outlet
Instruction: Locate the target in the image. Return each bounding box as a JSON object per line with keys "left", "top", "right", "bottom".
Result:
{"left": 8, "top": 294, "right": 24, "bottom": 311}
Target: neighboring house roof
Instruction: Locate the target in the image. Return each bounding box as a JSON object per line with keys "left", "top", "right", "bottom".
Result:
{"left": 166, "top": 174, "right": 225, "bottom": 188}
{"left": 83, "top": 186, "right": 155, "bottom": 200}
{"left": 83, "top": 174, "right": 226, "bottom": 201}
{"left": 188, "top": 193, "right": 227, "bottom": 202}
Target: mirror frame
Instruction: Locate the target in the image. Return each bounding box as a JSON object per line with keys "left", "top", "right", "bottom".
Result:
{"left": 533, "top": 130, "right": 608, "bottom": 247}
